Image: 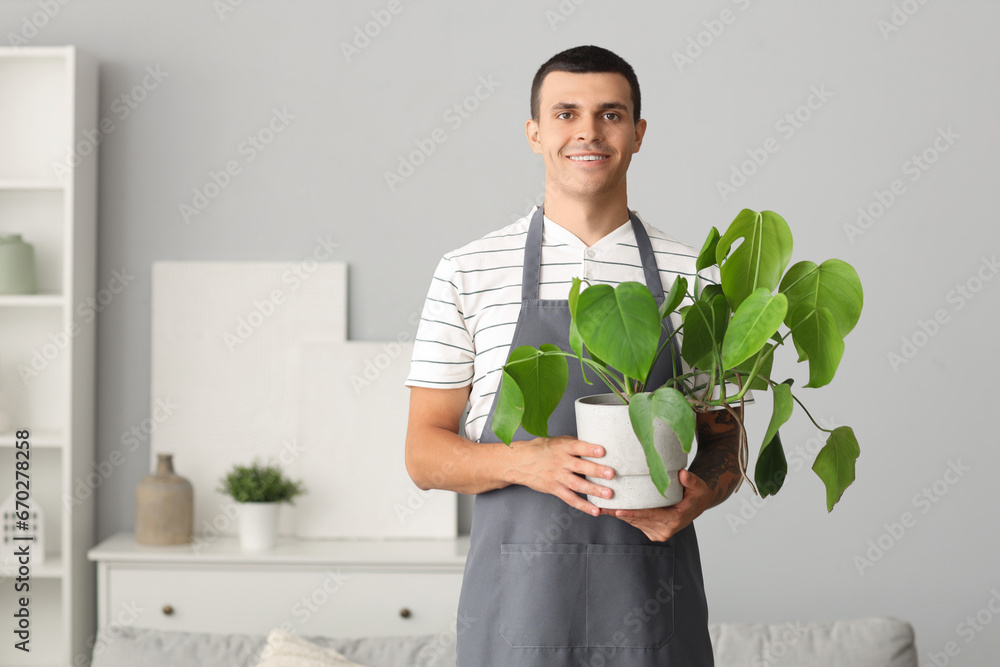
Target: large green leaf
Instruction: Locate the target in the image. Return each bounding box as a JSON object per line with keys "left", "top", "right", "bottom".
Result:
{"left": 760, "top": 381, "right": 793, "bottom": 450}
{"left": 628, "top": 387, "right": 696, "bottom": 495}
{"left": 659, "top": 276, "right": 688, "bottom": 321}
{"left": 755, "top": 431, "right": 788, "bottom": 498}
{"left": 812, "top": 426, "right": 860, "bottom": 511}
{"left": 576, "top": 282, "right": 660, "bottom": 380}
{"left": 699, "top": 283, "right": 725, "bottom": 303}
{"left": 731, "top": 343, "right": 774, "bottom": 390}
{"left": 716, "top": 209, "right": 793, "bottom": 310}
{"left": 502, "top": 344, "right": 568, "bottom": 437}
{"left": 788, "top": 303, "right": 844, "bottom": 388}
{"left": 721, "top": 288, "right": 788, "bottom": 369}
{"left": 779, "top": 259, "right": 863, "bottom": 338}
{"left": 681, "top": 295, "right": 728, "bottom": 371}
{"left": 492, "top": 371, "right": 525, "bottom": 446}
{"left": 696, "top": 226, "right": 721, "bottom": 272}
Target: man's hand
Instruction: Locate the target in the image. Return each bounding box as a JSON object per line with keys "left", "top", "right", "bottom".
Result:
{"left": 507, "top": 436, "right": 616, "bottom": 517}
{"left": 602, "top": 407, "right": 743, "bottom": 542}
{"left": 600, "top": 469, "right": 711, "bottom": 542}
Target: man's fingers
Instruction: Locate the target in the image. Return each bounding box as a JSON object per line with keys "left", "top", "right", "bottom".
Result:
{"left": 556, "top": 488, "right": 601, "bottom": 517}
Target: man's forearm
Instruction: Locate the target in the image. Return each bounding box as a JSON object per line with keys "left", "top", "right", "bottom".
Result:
{"left": 689, "top": 408, "right": 742, "bottom": 510}
{"left": 405, "top": 424, "right": 518, "bottom": 495}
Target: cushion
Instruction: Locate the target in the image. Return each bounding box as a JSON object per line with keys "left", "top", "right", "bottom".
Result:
{"left": 711, "top": 616, "right": 917, "bottom": 667}
{"left": 256, "top": 629, "right": 367, "bottom": 667}
{"left": 91, "top": 616, "right": 916, "bottom": 667}
{"left": 90, "top": 625, "right": 457, "bottom": 667}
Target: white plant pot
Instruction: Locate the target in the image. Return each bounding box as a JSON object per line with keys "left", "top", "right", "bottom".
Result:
{"left": 238, "top": 501, "right": 281, "bottom": 550}
{"left": 576, "top": 393, "right": 689, "bottom": 510}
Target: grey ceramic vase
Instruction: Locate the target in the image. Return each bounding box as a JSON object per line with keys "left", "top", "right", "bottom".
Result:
{"left": 0, "top": 234, "right": 38, "bottom": 295}
{"left": 135, "top": 453, "right": 194, "bottom": 545}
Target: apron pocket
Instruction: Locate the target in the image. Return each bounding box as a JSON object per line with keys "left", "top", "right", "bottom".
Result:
{"left": 586, "top": 543, "right": 675, "bottom": 649}
{"left": 500, "top": 543, "right": 587, "bottom": 648}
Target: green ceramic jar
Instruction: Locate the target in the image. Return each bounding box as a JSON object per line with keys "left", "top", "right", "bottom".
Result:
{"left": 0, "top": 234, "right": 38, "bottom": 295}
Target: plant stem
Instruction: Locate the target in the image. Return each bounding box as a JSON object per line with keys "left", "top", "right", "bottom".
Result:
{"left": 762, "top": 378, "right": 835, "bottom": 434}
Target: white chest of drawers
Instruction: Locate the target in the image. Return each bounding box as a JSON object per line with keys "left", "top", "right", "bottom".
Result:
{"left": 88, "top": 532, "right": 469, "bottom": 637}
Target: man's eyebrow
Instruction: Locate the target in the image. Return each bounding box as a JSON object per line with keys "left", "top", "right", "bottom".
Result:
{"left": 550, "top": 101, "right": 630, "bottom": 112}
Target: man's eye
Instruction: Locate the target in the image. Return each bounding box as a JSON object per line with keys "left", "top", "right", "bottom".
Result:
{"left": 557, "top": 112, "right": 573, "bottom": 120}
{"left": 604, "top": 112, "right": 620, "bottom": 121}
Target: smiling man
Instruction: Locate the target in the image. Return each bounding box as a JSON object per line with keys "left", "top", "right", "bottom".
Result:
{"left": 404, "top": 45, "right": 741, "bottom": 666}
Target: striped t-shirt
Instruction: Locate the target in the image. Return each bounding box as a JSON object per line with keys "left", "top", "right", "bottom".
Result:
{"left": 404, "top": 206, "right": 744, "bottom": 443}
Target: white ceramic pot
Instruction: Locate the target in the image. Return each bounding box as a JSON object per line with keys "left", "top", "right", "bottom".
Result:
{"left": 576, "top": 393, "right": 688, "bottom": 510}
{"left": 238, "top": 501, "right": 281, "bottom": 550}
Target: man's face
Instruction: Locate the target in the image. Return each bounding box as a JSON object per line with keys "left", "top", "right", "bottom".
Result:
{"left": 526, "top": 70, "right": 646, "bottom": 201}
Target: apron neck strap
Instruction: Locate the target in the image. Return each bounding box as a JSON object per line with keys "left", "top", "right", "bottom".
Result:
{"left": 522, "top": 205, "right": 665, "bottom": 300}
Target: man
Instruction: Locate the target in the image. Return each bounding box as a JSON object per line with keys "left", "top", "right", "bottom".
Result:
{"left": 404, "top": 45, "right": 741, "bottom": 666}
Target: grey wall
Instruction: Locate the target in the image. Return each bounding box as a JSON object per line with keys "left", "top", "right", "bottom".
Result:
{"left": 4, "top": 0, "right": 999, "bottom": 662}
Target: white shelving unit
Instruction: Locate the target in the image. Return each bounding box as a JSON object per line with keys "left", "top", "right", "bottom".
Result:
{"left": 0, "top": 46, "right": 98, "bottom": 667}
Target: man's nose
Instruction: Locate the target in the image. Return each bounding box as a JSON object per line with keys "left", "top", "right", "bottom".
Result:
{"left": 576, "top": 116, "right": 603, "bottom": 142}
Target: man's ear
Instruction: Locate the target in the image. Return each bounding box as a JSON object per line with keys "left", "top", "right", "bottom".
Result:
{"left": 525, "top": 119, "right": 542, "bottom": 154}
{"left": 633, "top": 118, "right": 647, "bottom": 153}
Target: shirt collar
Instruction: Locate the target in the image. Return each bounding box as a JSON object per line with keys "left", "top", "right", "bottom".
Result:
{"left": 537, "top": 207, "right": 636, "bottom": 252}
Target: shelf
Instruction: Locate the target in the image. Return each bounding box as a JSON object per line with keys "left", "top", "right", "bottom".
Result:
{"left": 0, "top": 293, "right": 64, "bottom": 308}
{"left": 0, "top": 551, "right": 63, "bottom": 578}
{"left": 88, "top": 531, "right": 470, "bottom": 568}
{"left": 0, "top": 429, "right": 65, "bottom": 448}
{"left": 0, "top": 178, "right": 65, "bottom": 190}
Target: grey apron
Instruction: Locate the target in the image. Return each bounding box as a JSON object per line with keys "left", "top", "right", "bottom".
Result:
{"left": 456, "top": 206, "right": 713, "bottom": 666}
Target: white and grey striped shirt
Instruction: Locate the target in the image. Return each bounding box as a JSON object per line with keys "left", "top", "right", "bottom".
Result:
{"left": 405, "top": 206, "right": 743, "bottom": 443}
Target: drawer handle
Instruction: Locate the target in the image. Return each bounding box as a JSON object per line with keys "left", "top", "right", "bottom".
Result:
{"left": 162, "top": 604, "right": 174, "bottom": 616}
{"left": 399, "top": 607, "right": 411, "bottom": 619}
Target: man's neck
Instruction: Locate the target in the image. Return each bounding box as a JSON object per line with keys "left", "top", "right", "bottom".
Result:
{"left": 541, "top": 189, "right": 630, "bottom": 247}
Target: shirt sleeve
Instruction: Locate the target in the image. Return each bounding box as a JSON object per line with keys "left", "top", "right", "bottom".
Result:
{"left": 404, "top": 256, "right": 475, "bottom": 389}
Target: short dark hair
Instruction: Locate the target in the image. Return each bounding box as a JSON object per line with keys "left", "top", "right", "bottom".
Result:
{"left": 530, "top": 45, "right": 641, "bottom": 124}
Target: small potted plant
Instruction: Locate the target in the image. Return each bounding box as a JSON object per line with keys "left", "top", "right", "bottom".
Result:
{"left": 493, "top": 208, "right": 863, "bottom": 511}
{"left": 217, "top": 458, "right": 306, "bottom": 550}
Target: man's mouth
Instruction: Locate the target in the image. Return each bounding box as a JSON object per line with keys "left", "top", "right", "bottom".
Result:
{"left": 567, "top": 154, "right": 610, "bottom": 162}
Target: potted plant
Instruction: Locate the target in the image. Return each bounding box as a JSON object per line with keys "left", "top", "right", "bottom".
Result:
{"left": 493, "top": 208, "right": 863, "bottom": 512}
{"left": 217, "top": 458, "right": 306, "bottom": 550}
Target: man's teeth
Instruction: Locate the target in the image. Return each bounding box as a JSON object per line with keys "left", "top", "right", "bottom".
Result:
{"left": 569, "top": 155, "right": 607, "bottom": 161}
